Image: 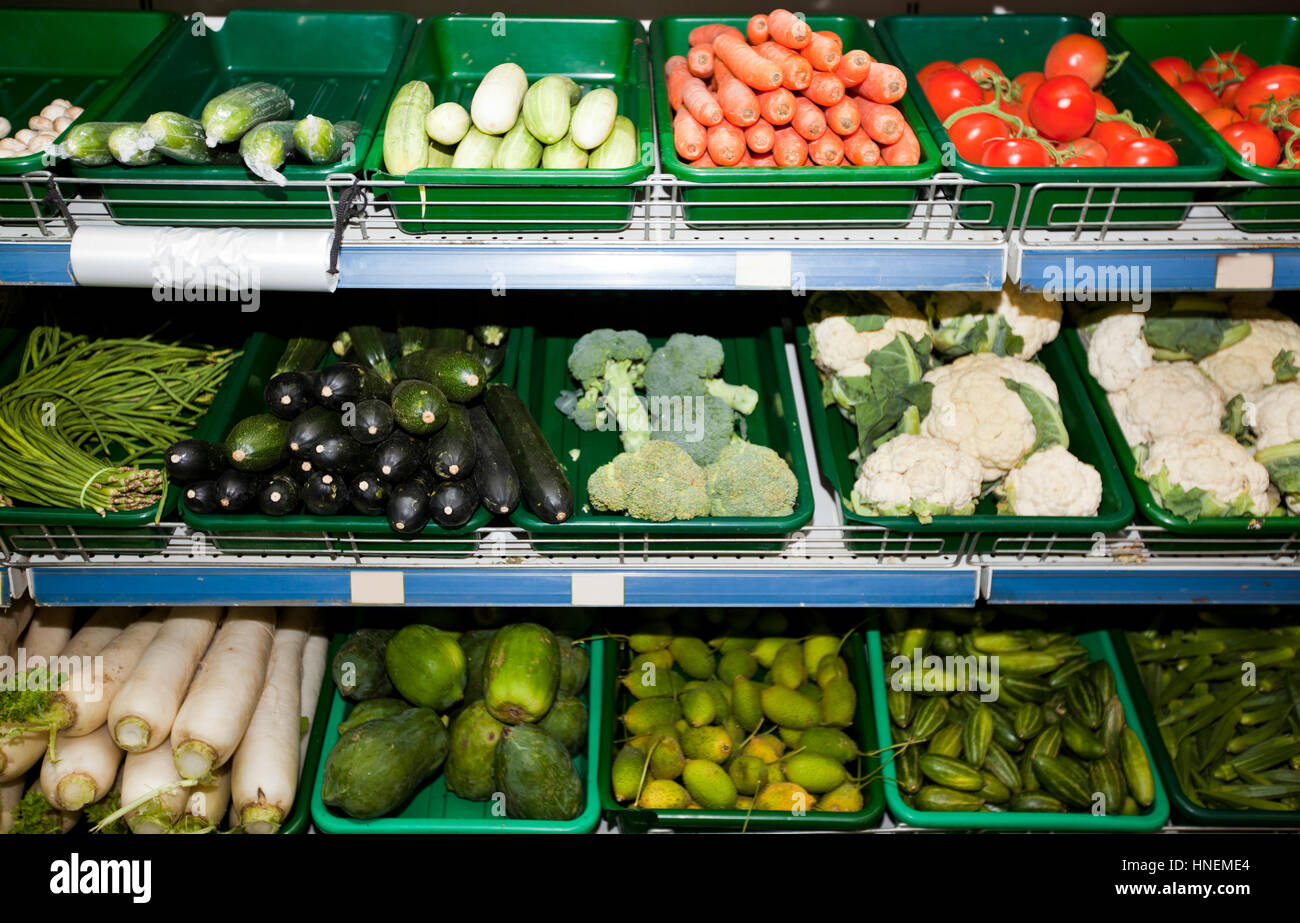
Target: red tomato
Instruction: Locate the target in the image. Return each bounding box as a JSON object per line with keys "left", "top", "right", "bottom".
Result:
{"left": 998, "top": 98, "right": 1029, "bottom": 124}
{"left": 1280, "top": 134, "right": 1299, "bottom": 168}
{"left": 1220, "top": 82, "right": 1242, "bottom": 109}
{"left": 1203, "top": 106, "right": 1242, "bottom": 131}
{"left": 948, "top": 112, "right": 1011, "bottom": 162}
{"left": 1028, "top": 75, "right": 1098, "bottom": 142}
{"left": 1218, "top": 120, "right": 1282, "bottom": 167}
{"left": 1197, "top": 50, "right": 1258, "bottom": 90}
{"left": 1176, "top": 79, "right": 1221, "bottom": 114}
{"left": 1149, "top": 56, "right": 1195, "bottom": 87}
{"left": 959, "top": 57, "right": 1003, "bottom": 81}
{"left": 1044, "top": 33, "right": 1109, "bottom": 89}
{"left": 1014, "top": 70, "right": 1045, "bottom": 105}
{"left": 1089, "top": 118, "right": 1142, "bottom": 150}
{"left": 981, "top": 137, "right": 1053, "bottom": 167}
{"left": 1057, "top": 136, "right": 1107, "bottom": 167}
{"left": 924, "top": 68, "right": 984, "bottom": 120}
{"left": 1106, "top": 137, "right": 1178, "bottom": 167}
{"left": 917, "top": 60, "right": 957, "bottom": 88}
{"left": 1092, "top": 92, "right": 1117, "bottom": 115}
{"left": 1235, "top": 65, "right": 1300, "bottom": 122}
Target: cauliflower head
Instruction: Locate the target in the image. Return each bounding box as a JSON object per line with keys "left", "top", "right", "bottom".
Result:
{"left": 1198, "top": 317, "right": 1300, "bottom": 400}
{"left": 850, "top": 433, "right": 983, "bottom": 523}
{"left": 996, "top": 445, "right": 1102, "bottom": 517}
{"left": 927, "top": 285, "right": 1061, "bottom": 360}
{"left": 1248, "top": 382, "right": 1300, "bottom": 450}
{"left": 920, "top": 353, "right": 1060, "bottom": 481}
{"left": 1136, "top": 431, "right": 1278, "bottom": 522}
{"left": 704, "top": 441, "right": 799, "bottom": 517}
{"left": 1108, "top": 362, "right": 1225, "bottom": 447}
{"left": 587, "top": 440, "right": 710, "bottom": 522}
{"left": 1086, "top": 313, "right": 1153, "bottom": 392}
{"left": 807, "top": 291, "right": 929, "bottom": 376}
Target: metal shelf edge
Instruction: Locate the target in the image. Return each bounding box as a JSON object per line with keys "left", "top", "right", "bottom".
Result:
{"left": 984, "top": 567, "right": 1300, "bottom": 605}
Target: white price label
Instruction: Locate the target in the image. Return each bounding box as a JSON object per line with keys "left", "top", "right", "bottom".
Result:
{"left": 735, "top": 250, "right": 792, "bottom": 289}
{"left": 1215, "top": 252, "right": 1273, "bottom": 290}
{"left": 350, "top": 571, "right": 405, "bottom": 605}
{"left": 571, "top": 573, "right": 624, "bottom": 606}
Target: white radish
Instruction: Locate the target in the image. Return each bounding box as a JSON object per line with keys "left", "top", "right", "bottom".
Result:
{"left": 18, "top": 607, "right": 75, "bottom": 661}
{"left": 0, "top": 731, "right": 47, "bottom": 784}
{"left": 175, "top": 763, "right": 229, "bottom": 833}
{"left": 298, "top": 621, "right": 329, "bottom": 770}
{"left": 49, "top": 609, "right": 164, "bottom": 736}
{"left": 171, "top": 607, "right": 276, "bottom": 780}
{"left": 0, "top": 597, "right": 34, "bottom": 657}
{"left": 109, "top": 606, "right": 220, "bottom": 752}
{"left": 40, "top": 723, "right": 123, "bottom": 811}
{"left": 232, "top": 608, "right": 311, "bottom": 833}
{"left": 0, "top": 777, "right": 22, "bottom": 833}
{"left": 122, "top": 743, "right": 187, "bottom": 834}
{"left": 29, "top": 780, "right": 79, "bottom": 833}
{"left": 61, "top": 607, "right": 134, "bottom": 660}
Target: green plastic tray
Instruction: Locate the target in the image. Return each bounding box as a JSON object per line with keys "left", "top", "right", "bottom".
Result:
{"left": 598, "top": 628, "right": 884, "bottom": 831}
{"left": 1063, "top": 328, "right": 1299, "bottom": 535}
{"left": 367, "top": 16, "right": 653, "bottom": 234}
{"left": 0, "top": 330, "right": 259, "bottom": 555}
{"left": 875, "top": 14, "right": 1226, "bottom": 230}
{"left": 0, "top": 9, "right": 179, "bottom": 222}
{"left": 650, "top": 17, "right": 943, "bottom": 230}
{"left": 311, "top": 635, "right": 607, "bottom": 834}
{"left": 796, "top": 328, "right": 1134, "bottom": 543}
{"left": 1112, "top": 15, "right": 1300, "bottom": 233}
{"left": 181, "top": 329, "right": 520, "bottom": 554}
{"left": 279, "top": 631, "right": 341, "bottom": 834}
{"left": 68, "top": 9, "right": 415, "bottom": 227}
{"left": 867, "top": 629, "right": 1170, "bottom": 831}
{"left": 510, "top": 326, "right": 814, "bottom": 554}
{"left": 1111, "top": 629, "right": 1300, "bottom": 828}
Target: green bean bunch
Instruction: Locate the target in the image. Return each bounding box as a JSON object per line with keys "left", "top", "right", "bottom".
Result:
{"left": 0, "top": 327, "right": 239, "bottom": 514}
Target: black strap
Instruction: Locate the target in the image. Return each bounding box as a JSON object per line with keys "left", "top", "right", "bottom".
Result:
{"left": 328, "top": 181, "right": 368, "bottom": 278}
{"left": 40, "top": 179, "right": 77, "bottom": 233}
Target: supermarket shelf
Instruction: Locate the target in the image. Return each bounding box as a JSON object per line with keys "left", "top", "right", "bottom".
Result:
{"left": 983, "top": 567, "right": 1300, "bottom": 605}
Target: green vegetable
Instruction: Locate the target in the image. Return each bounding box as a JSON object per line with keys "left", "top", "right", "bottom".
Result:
{"left": 62, "top": 122, "right": 132, "bottom": 166}
{"left": 1255, "top": 441, "right": 1300, "bottom": 495}
{"left": 426, "top": 102, "right": 470, "bottom": 146}
{"left": 382, "top": 80, "right": 434, "bottom": 175}
{"left": 537, "top": 695, "right": 588, "bottom": 755}
{"left": 704, "top": 441, "right": 798, "bottom": 517}
{"left": 482, "top": 383, "right": 574, "bottom": 525}
{"left": 563, "top": 328, "right": 652, "bottom": 451}
{"left": 320, "top": 707, "right": 448, "bottom": 819}
{"left": 201, "top": 81, "right": 293, "bottom": 146}
{"left": 106, "top": 124, "right": 161, "bottom": 166}
{"left": 1141, "top": 297, "right": 1252, "bottom": 361}
{"left": 337, "top": 697, "right": 408, "bottom": 735}
{"left": 143, "top": 111, "right": 210, "bottom": 164}
{"left": 293, "top": 115, "right": 359, "bottom": 164}
{"left": 239, "top": 120, "right": 296, "bottom": 185}
{"left": 1003, "top": 378, "right": 1069, "bottom": 454}
{"left": 842, "top": 333, "right": 934, "bottom": 457}
{"left": 390, "top": 380, "right": 450, "bottom": 437}
{"left": 484, "top": 623, "right": 561, "bottom": 724}
{"left": 492, "top": 118, "right": 542, "bottom": 169}
{"left": 451, "top": 126, "right": 502, "bottom": 169}
{"left": 588, "top": 115, "right": 638, "bottom": 169}
{"left": 522, "top": 75, "right": 579, "bottom": 145}
{"left": 587, "top": 440, "right": 710, "bottom": 522}
{"left": 225, "top": 414, "right": 290, "bottom": 472}
{"left": 384, "top": 624, "right": 466, "bottom": 711}
{"left": 494, "top": 723, "right": 583, "bottom": 820}
{"left": 924, "top": 292, "right": 1025, "bottom": 359}
{"left": 331, "top": 629, "right": 396, "bottom": 701}
{"left": 445, "top": 700, "right": 505, "bottom": 801}
{"left": 541, "top": 132, "right": 588, "bottom": 169}
{"left": 569, "top": 87, "right": 618, "bottom": 149}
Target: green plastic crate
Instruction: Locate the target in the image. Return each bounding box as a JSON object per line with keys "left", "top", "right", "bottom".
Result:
{"left": 366, "top": 16, "right": 653, "bottom": 234}
{"left": 510, "top": 326, "right": 814, "bottom": 554}
{"left": 875, "top": 14, "right": 1226, "bottom": 230}
{"left": 867, "top": 629, "right": 1170, "bottom": 831}
{"left": 1062, "top": 328, "right": 1299, "bottom": 535}
{"left": 311, "top": 636, "right": 607, "bottom": 834}
{"left": 0, "top": 9, "right": 179, "bottom": 222}
{"left": 650, "top": 17, "right": 943, "bottom": 230}
{"left": 1111, "top": 629, "right": 1300, "bottom": 828}
{"left": 0, "top": 330, "right": 259, "bottom": 555}
{"left": 1113, "top": 15, "right": 1300, "bottom": 233}
{"left": 598, "top": 627, "right": 884, "bottom": 831}
{"left": 278, "top": 631, "right": 340, "bottom": 834}
{"left": 67, "top": 9, "right": 415, "bottom": 227}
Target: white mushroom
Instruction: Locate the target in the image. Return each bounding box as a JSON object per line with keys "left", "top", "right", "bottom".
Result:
{"left": 65, "top": 106, "right": 83, "bottom": 119}
{"left": 40, "top": 104, "right": 66, "bottom": 122}
{"left": 0, "top": 116, "right": 10, "bottom": 139}
{"left": 53, "top": 116, "right": 72, "bottom": 132}
{"left": 28, "top": 115, "right": 54, "bottom": 132}
{"left": 15, "top": 128, "right": 35, "bottom": 145}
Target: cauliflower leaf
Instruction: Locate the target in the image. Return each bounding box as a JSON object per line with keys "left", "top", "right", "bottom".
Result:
{"left": 849, "top": 333, "right": 935, "bottom": 457}
{"left": 1002, "top": 378, "right": 1069, "bottom": 455}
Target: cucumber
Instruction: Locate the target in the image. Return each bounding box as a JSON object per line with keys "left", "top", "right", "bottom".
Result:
{"left": 348, "top": 472, "right": 388, "bottom": 516}
{"left": 522, "top": 75, "right": 579, "bottom": 145}
{"left": 387, "top": 477, "right": 432, "bottom": 534}
{"left": 492, "top": 119, "right": 542, "bottom": 169}
{"left": 425, "top": 102, "right": 470, "bottom": 146}
{"left": 918, "top": 754, "right": 984, "bottom": 791}
{"left": 202, "top": 81, "right": 293, "bottom": 146}
{"left": 62, "top": 122, "right": 131, "bottom": 166}
{"left": 570, "top": 88, "right": 618, "bottom": 149}
{"left": 302, "top": 471, "right": 348, "bottom": 515}
{"left": 345, "top": 398, "right": 395, "bottom": 445}
{"left": 293, "top": 115, "right": 359, "bottom": 164}
{"left": 397, "top": 327, "right": 432, "bottom": 356}
{"left": 181, "top": 481, "right": 220, "bottom": 515}
{"left": 164, "top": 439, "right": 226, "bottom": 483}
{"left": 588, "top": 115, "right": 638, "bottom": 169}
{"left": 1090, "top": 757, "right": 1126, "bottom": 815}
{"left": 482, "top": 384, "right": 573, "bottom": 524}
{"left": 226, "top": 414, "right": 290, "bottom": 472}
{"left": 318, "top": 362, "right": 391, "bottom": 409}
{"left": 914, "top": 786, "right": 983, "bottom": 812}
{"left": 311, "top": 433, "right": 369, "bottom": 475}
{"left": 240, "top": 120, "right": 296, "bottom": 184}
{"left": 425, "top": 404, "right": 476, "bottom": 479}
{"left": 257, "top": 472, "right": 300, "bottom": 516}
{"left": 107, "top": 124, "right": 161, "bottom": 166}
{"left": 264, "top": 371, "right": 317, "bottom": 420}
{"left": 470, "top": 63, "right": 528, "bottom": 135}
{"left": 391, "top": 380, "right": 450, "bottom": 437}
{"left": 1009, "top": 791, "right": 1067, "bottom": 812}
{"left": 373, "top": 432, "right": 423, "bottom": 483}
{"left": 430, "top": 481, "right": 478, "bottom": 528}
{"left": 451, "top": 126, "right": 502, "bottom": 168}
{"left": 287, "top": 405, "right": 345, "bottom": 458}
{"left": 426, "top": 140, "right": 455, "bottom": 168}
{"left": 393, "top": 349, "right": 486, "bottom": 403}
{"left": 542, "top": 132, "right": 588, "bottom": 169}
{"left": 143, "top": 111, "right": 210, "bottom": 164}
{"left": 1121, "top": 728, "right": 1155, "bottom": 807}
{"left": 383, "top": 80, "right": 433, "bottom": 175}
{"left": 1061, "top": 715, "right": 1106, "bottom": 760}
{"left": 1066, "top": 677, "right": 1104, "bottom": 729}
{"left": 214, "top": 469, "right": 259, "bottom": 512}
{"left": 1030, "top": 754, "right": 1092, "bottom": 808}
{"left": 468, "top": 404, "right": 520, "bottom": 516}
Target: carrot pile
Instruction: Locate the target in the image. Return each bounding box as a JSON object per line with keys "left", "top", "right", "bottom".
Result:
{"left": 667, "top": 10, "right": 922, "bottom": 167}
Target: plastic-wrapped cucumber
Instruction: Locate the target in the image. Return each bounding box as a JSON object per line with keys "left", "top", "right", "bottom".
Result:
{"left": 450, "top": 126, "right": 502, "bottom": 169}
{"left": 201, "top": 81, "right": 293, "bottom": 147}
{"left": 62, "top": 122, "right": 132, "bottom": 166}
{"left": 426, "top": 140, "right": 455, "bottom": 168}
{"left": 293, "top": 115, "right": 361, "bottom": 164}
{"left": 492, "top": 119, "right": 542, "bottom": 169}
{"left": 143, "top": 111, "right": 210, "bottom": 164}
{"left": 240, "top": 120, "right": 296, "bottom": 185}
{"left": 107, "top": 124, "right": 161, "bottom": 166}
{"left": 588, "top": 115, "right": 638, "bottom": 169}
{"left": 541, "top": 131, "right": 588, "bottom": 169}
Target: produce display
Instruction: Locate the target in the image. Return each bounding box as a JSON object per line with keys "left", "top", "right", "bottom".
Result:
{"left": 0, "top": 328, "right": 238, "bottom": 514}
{"left": 880, "top": 624, "right": 1158, "bottom": 816}
{"left": 1147, "top": 50, "right": 1299, "bottom": 169}
{"left": 0, "top": 98, "right": 83, "bottom": 160}
{"left": 1126, "top": 627, "right": 1300, "bottom": 812}
{"left": 382, "top": 67, "right": 638, "bottom": 174}
{"left": 321, "top": 620, "right": 592, "bottom": 822}
{"left": 918, "top": 33, "right": 1178, "bottom": 167}
{"left": 1080, "top": 296, "right": 1300, "bottom": 520}
{"left": 666, "top": 11, "right": 921, "bottom": 167}
{"left": 805, "top": 288, "right": 1104, "bottom": 522}
{"left": 0, "top": 604, "right": 328, "bottom": 834}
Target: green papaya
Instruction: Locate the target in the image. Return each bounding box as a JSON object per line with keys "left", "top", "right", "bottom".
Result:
{"left": 494, "top": 724, "right": 583, "bottom": 821}
{"left": 485, "top": 622, "right": 560, "bottom": 724}
{"left": 459, "top": 629, "right": 496, "bottom": 703}
{"left": 445, "top": 700, "right": 505, "bottom": 801}
{"left": 337, "top": 697, "right": 409, "bottom": 736}
{"left": 556, "top": 637, "right": 590, "bottom": 696}
{"left": 384, "top": 624, "right": 467, "bottom": 711}
{"left": 320, "top": 707, "right": 448, "bottom": 818}
{"left": 332, "top": 629, "right": 396, "bottom": 701}
{"left": 537, "top": 695, "right": 588, "bottom": 755}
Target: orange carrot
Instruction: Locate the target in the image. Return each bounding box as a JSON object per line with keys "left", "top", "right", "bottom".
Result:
{"left": 713, "top": 59, "right": 760, "bottom": 127}
{"left": 808, "top": 131, "right": 845, "bottom": 166}
{"left": 689, "top": 23, "right": 742, "bottom": 46}
{"left": 674, "top": 108, "right": 708, "bottom": 161}
{"left": 688, "top": 44, "right": 715, "bottom": 80}
{"left": 707, "top": 121, "right": 746, "bottom": 166}
{"left": 768, "top": 9, "right": 811, "bottom": 49}
{"left": 756, "top": 87, "right": 796, "bottom": 125}
{"left": 880, "top": 122, "right": 921, "bottom": 166}
{"left": 804, "top": 72, "right": 846, "bottom": 107}
{"left": 738, "top": 151, "right": 758, "bottom": 166}
{"left": 752, "top": 41, "right": 813, "bottom": 92}
{"left": 681, "top": 75, "right": 724, "bottom": 126}
{"left": 859, "top": 63, "right": 907, "bottom": 104}
{"left": 746, "top": 14, "right": 770, "bottom": 45}
{"left": 854, "top": 99, "right": 904, "bottom": 145}
{"left": 713, "top": 31, "right": 783, "bottom": 91}
{"left": 772, "top": 127, "right": 808, "bottom": 166}
{"left": 749, "top": 151, "right": 778, "bottom": 167}
{"left": 843, "top": 129, "right": 881, "bottom": 165}
{"left": 665, "top": 56, "right": 691, "bottom": 111}
{"left": 745, "top": 119, "right": 776, "bottom": 153}
{"left": 801, "top": 32, "right": 843, "bottom": 72}
{"left": 824, "top": 97, "right": 861, "bottom": 136}
{"left": 689, "top": 150, "right": 716, "bottom": 168}
{"left": 834, "top": 49, "right": 875, "bottom": 87}
{"left": 791, "top": 96, "right": 826, "bottom": 141}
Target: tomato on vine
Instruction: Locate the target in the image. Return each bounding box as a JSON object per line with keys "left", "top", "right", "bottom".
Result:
{"left": 1044, "top": 33, "right": 1115, "bottom": 89}
{"left": 1028, "top": 75, "right": 1097, "bottom": 142}
{"left": 1105, "top": 137, "right": 1178, "bottom": 167}
{"left": 918, "top": 59, "right": 958, "bottom": 89}
{"left": 924, "top": 67, "right": 984, "bottom": 120}
{"left": 1197, "top": 49, "right": 1258, "bottom": 92}
{"left": 1150, "top": 56, "right": 1195, "bottom": 87}
{"left": 981, "top": 137, "right": 1053, "bottom": 167}
{"left": 1218, "top": 119, "right": 1282, "bottom": 167}
{"left": 1235, "top": 65, "right": 1300, "bottom": 123}
{"left": 948, "top": 111, "right": 1011, "bottom": 162}
{"left": 1057, "top": 137, "right": 1108, "bottom": 167}
{"left": 1176, "top": 79, "right": 1221, "bottom": 114}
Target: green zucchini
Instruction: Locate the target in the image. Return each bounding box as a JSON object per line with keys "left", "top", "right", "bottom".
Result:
{"left": 426, "top": 140, "right": 455, "bottom": 168}
{"left": 143, "top": 111, "right": 210, "bottom": 164}
{"left": 225, "top": 414, "right": 290, "bottom": 472}
{"left": 346, "top": 325, "right": 396, "bottom": 385}
{"left": 918, "top": 754, "right": 984, "bottom": 791}
{"left": 293, "top": 115, "right": 360, "bottom": 164}
{"left": 1030, "top": 754, "right": 1092, "bottom": 808}
{"left": 425, "top": 404, "right": 476, "bottom": 479}
{"left": 451, "top": 126, "right": 502, "bottom": 169}
{"left": 588, "top": 115, "right": 638, "bottom": 169}
{"left": 482, "top": 384, "right": 573, "bottom": 524}
{"left": 522, "top": 75, "right": 579, "bottom": 145}
{"left": 391, "top": 380, "right": 450, "bottom": 437}
{"left": 63, "top": 122, "right": 132, "bottom": 166}
{"left": 257, "top": 472, "right": 300, "bottom": 516}
{"left": 542, "top": 131, "right": 588, "bottom": 169}
{"left": 468, "top": 404, "right": 520, "bottom": 516}
{"left": 106, "top": 124, "right": 161, "bottom": 166}
{"left": 383, "top": 80, "right": 433, "bottom": 175}
{"left": 275, "top": 337, "right": 328, "bottom": 374}
{"left": 393, "top": 349, "right": 485, "bottom": 403}
{"left": 570, "top": 87, "right": 618, "bottom": 149}
{"left": 202, "top": 81, "right": 293, "bottom": 146}
{"left": 492, "top": 118, "right": 542, "bottom": 170}
{"left": 240, "top": 120, "right": 296, "bottom": 185}
{"left": 318, "top": 362, "right": 390, "bottom": 409}
{"left": 397, "top": 327, "right": 431, "bottom": 356}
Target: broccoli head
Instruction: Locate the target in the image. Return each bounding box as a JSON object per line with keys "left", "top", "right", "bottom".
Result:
{"left": 565, "top": 329, "right": 653, "bottom": 451}
{"left": 643, "top": 333, "right": 759, "bottom": 416}
{"left": 650, "top": 392, "right": 736, "bottom": 465}
{"left": 704, "top": 441, "right": 799, "bottom": 517}
{"left": 587, "top": 440, "right": 710, "bottom": 522}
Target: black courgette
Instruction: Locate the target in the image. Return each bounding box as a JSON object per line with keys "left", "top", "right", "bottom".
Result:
{"left": 182, "top": 480, "right": 221, "bottom": 515}
{"left": 264, "top": 370, "right": 318, "bottom": 420}
{"left": 430, "top": 480, "right": 478, "bottom": 528}
{"left": 257, "top": 472, "right": 300, "bottom": 516}
{"left": 482, "top": 384, "right": 573, "bottom": 524}
{"left": 424, "top": 404, "right": 476, "bottom": 479}
{"left": 393, "top": 349, "right": 486, "bottom": 404}
{"left": 345, "top": 398, "right": 395, "bottom": 445}
{"left": 372, "top": 432, "right": 423, "bottom": 483}
{"left": 302, "top": 471, "right": 348, "bottom": 515}
{"left": 214, "top": 469, "right": 260, "bottom": 512}
{"left": 348, "top": 472, "right": 388, "bottom": 515}
{"left": 225, "top": 414, "right": 290, "bottom": 472}
{"left": 312, "top": 432, "right": 370, "bottom": 475}
{"left": 164, "top": 439, "right": 226, "bottom": 483}
{"left": 467, "top": 403, "right": 520, "bottom": 516}
{"left": 318, "top": 361, "right": 391, "bottom": 409}
{"left": 287, "top": 405, "right": 345, "bottom": 457}
{"left": 391, "top": 380, "right": 449, "bottom": 437}
{"left": 386, "top": 477, "right": 432, "bottom": 535}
